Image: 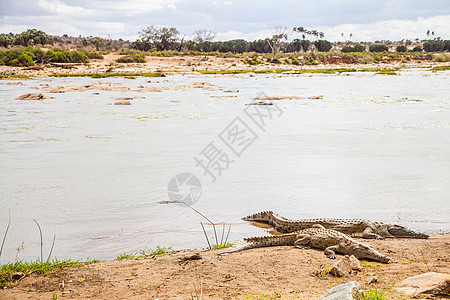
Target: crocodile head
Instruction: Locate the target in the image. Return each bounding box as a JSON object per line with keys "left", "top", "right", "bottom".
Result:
{"left": 386, "top": 224, "right": 429, "bottom": 239}
{"left": 242, "top": 211, "right": 274, "bottom": 222}
{"left": 350, "top": 243, "right": 391, "bottom": 263}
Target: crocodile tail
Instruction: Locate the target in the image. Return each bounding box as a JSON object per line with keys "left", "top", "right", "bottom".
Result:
{"left": 219, "top": 233, "right": 298, "bottom": 254}
{"left": 241, "top": 211, "right": 274, "bottom": 223}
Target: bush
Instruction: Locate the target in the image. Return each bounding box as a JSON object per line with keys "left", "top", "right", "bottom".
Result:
{"left": 423, "top": 39, "right": 445, "bottom": 52}
{"left": 69, "top": 51, "right": 88, "bottom": 63}
{"left": 0, "top": 49, "right": 35, "bottom": 66}
{"left": 47, "top": 49, "right": 70, "bottom": 63}
{"left": 86, "top": 51, "right": 103, "bottom": 59}
{"left": 116, "top": 52, "right": 146, "bottom": 63}
{"left": 270, "top": 57, "right": 281, "bottom": 64}
{"left": 396, "top": 45, "right": 407, "bottom": 52}
{"left": 369, "top": 44, "right": 389, "bottom": 52}
{"left": 412, "top": 46, "right": 422, "bottom": 52}
{"left": 314, "top": 40, "right": 332, "bottom": 52}
{"left": 341, "top": 44, "right": 365, "bottom": 53}
{"left": 353, "top": 44, "right": 366, "bottom": 52}
{"left": 341, "top": 46, "right": 354, "bottom": 53}
{"left": 433, "top": 54, "right": 450, "bottom": 62}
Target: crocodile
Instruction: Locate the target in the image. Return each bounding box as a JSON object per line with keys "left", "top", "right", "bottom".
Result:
{"left": 221, "top": 225, "right": 391, "bottom": 263}
{"left": 243, "top": 211, "right": 429, "bottom": 239}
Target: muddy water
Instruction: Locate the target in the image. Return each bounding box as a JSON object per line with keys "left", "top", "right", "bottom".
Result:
{"left": 0, "top": 69, "right": 449, "bottom": 263}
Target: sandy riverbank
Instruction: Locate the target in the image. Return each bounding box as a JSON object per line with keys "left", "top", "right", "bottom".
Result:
{"left": 0, "top": 54, "right": 448, "bottom": 78}
{"left": 1, "top": 234, "right": 449, "bottom": 299}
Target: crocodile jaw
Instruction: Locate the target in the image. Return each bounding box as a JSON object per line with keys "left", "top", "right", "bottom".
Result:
{"left": 387, "top": 225, "right": 429, "bottom": 239}
{"left": 352, "top": 244, "right": 391, "bottom": 263}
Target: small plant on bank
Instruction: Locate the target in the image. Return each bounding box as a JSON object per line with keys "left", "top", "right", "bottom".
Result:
{"left": 138, "top": 246, "right": 173, "bottom": 256}
{"left": 270, "top": 57, "right": 282, "bottom": 64}
{"left": 375, "top": 70, "right": 397, "bottom": 75}
{"left": 212, "top": 242, "right": 233, "bottom": 249}
{"left": 356, "top": 289, "right": 387, "bottom": 300}
{"left": 0, "top": 259, "right": 87, "bottom": 288}
{"left": 116, "top": 253, "right": 135, "bottom": 260}
{"left": 433, "top": 54, "right": 450, "bottom": 62}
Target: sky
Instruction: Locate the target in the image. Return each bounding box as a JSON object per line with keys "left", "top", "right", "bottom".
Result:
{"left": 0, "top": 0, "right": 449, "bottom": 42}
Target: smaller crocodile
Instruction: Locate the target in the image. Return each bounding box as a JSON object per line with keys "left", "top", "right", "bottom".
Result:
{"left": 221, "top": 225, "right": 391, "bottom": 263}
{"left": 243, "top": 211, "right": 429, "bottom": 239}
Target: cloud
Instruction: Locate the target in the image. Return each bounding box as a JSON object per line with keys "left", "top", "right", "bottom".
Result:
{"left": 0, "top": 0, "right": 449, "bottom": 41}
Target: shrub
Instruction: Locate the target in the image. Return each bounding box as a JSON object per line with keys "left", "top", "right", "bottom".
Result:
{"left": 396, "top": 45, "right": 407, "bottom": 52}
{"left": 341, "top": 46, "right": 354, "bottom": 53}
{"left": 69, "top": 51, "right": 88, "bottom": 63}
{"left": 412, "top": 46, "right": 422, "bottom": 52}
{"left": 369, "top": 44, "right": 389, "bottom": 52}
{"left": 0, "top": 49, "right": 35, "bottom": 66}
{"left": 314, "top": 40, "right": 332, "bottom": 52}
{"left": 433, "top": 54, "right": 450, "bottom": 62}
{"left": 270, "top": 57, "right": 281, "bottom": 64}
{"left": 342, "top": 44, "right": 366, "bottom": 53}
{"left": 116, "top": 52, "right": 146, "bottom": 63}
{"left": 86, "top": 51, "right": 103, "bottom": 59}
{"left": 291, "top": 58, "right": 300, "bottom": 65}
{"left": 353, "top": 44, "right": 366, "bottom": 52}
{"left": 423, "top": 40, "right": 445, "bottom": 52}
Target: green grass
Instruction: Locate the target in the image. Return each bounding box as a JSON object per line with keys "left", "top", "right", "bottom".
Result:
{"left": 138, "top": 246, "right": 173, "bottom": 256}
{"left": 50, "top": 72, "right": 167, "bottom": 78}
{"left": 212, "top": 242, "right": 233, "bottom": 249}
{"left": 0, "top": 258, "right": 93, "bottom": 288}
{"left": 116, "top": 253, "right": 135, "bottom": 260}
{"left": 116, "top": 246, "right": 173, "bottom": 260}
{"left": 0, "top": 74, "right": 29, "bottom": 79}
{"left": 356, "top": 289, "right": 388, "bottom": 300}
{"left": 243, "top": 291, "right": 283, "bottom": 299}
{"left": 375, "top": 70, "right": 398, "bottom": 75}
{"left": 431, "top": 65, "right": 450, "bottom": 71}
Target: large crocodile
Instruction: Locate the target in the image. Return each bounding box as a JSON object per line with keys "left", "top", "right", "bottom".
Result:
{"left": 221, "top": 225, "right": 391, "bottom": 263}
{"left": 243, "top": 211, "right": 429, "bottom": 239}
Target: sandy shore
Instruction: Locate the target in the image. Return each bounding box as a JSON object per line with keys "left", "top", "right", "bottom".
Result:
{"left": 1, "top": 234, "right": 449, "bottom": 299}
{"left": 0, "top": 54, "right": 447, "bottom": 78}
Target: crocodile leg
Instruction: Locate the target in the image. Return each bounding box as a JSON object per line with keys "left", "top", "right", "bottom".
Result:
{"left": 360, "top": 227, "right": 384, "bottom": 239}
{"left": 324, "top": 245, "right": 338, "bottom": 259}
{"left": 293, "top": 234, "right": 311, "bottom": 249}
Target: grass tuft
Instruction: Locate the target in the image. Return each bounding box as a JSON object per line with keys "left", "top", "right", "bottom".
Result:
{"left": 356, "top": 289, "right": 388, "bottom": 300}
{"left": 0, "top": 259, "right": 85, "bottom": 288}
{"left": 50, "top": 72, "right": 167, "bottom": 78}
{"left": 138, "top": 246, "right": 173, "bottom": 256}
{"left": 431, "top": 65, "right": 450, "bottom": 71}
{"left": 115, "top": 253, "right": 135, "bottom": 260}
{"left": 212, "top": 242, "right": 233, "bottom": 249}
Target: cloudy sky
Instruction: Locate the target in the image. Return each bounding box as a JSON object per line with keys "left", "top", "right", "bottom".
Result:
{"left": 0, "top": 0, "right": 449, "bottom": 42}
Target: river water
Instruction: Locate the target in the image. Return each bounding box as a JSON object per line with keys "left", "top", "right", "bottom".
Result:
{"left": 0, "top": 69, "right": 449, "bottom": 263}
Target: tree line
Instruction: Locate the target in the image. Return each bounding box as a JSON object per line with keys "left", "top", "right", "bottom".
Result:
{"left": 1, "top": 27, "right": 450, "bottom": 56}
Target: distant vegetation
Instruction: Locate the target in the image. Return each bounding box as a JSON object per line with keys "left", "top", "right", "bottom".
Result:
{"left": 0, "top": 27, "right": 449, "bottom": 67}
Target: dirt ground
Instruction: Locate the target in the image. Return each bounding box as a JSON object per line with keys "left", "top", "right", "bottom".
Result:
{"left": 1, "top": 234, "right": 449, "bottom": 300}
{"left": 0, "top": 54, "right": 445, "bottom": 78}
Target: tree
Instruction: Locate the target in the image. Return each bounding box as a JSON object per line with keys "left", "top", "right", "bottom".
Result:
{"left": 14, "top": 29, "right": 53, "bottom": 47}
{"left": 314, "top": 40, "right": 332, "bottom": 52}
{"left": 396, "top": 45, "right": 407, "bottom": 52}
{"left": 139, "top": 26, "right": 179, "bottom": 51}
{"left": 92, "top": 37, "right": 105, "bottom": 51}
{"left": 423, "top": 39, "right": 445, "bottom": 52}
{"left": 193, "top": 30, "right": 215, "bottom": 52}
{"left": 267, "top": 27, "right": 288, "bottom": 56}
{"left": 369, "top": 44, "right": 389, "bottom": 52}
{"left": 0, "top": 34, "right": 15, "bottom": 48}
